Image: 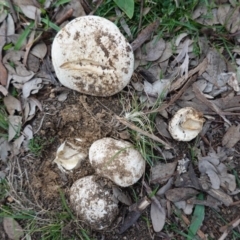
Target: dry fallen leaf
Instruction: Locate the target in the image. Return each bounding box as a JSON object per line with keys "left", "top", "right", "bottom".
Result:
{"left": 8, "top": 115, "right": 22, "bottom": 142}
{"left": 150, "top": 161, "right": 177, "bottom": 184}
{"left": 3, "top": 94, "right": 21, "bottom": 115}
{"left": 31, "top": 42, "right": 47, "bottom": 60}
{"left": 112, "top": 186, "right": 132, "bottom": 205}
{"left": 22, "top": 78, "right": 43, "bottom": 98}
{"left": 0, "top": 19, "right": 8, "bottom": 86}
{"left": 0, "top": 137, "right": 11, "bottom": 162}
{"left": 3, "top": 217, "right": 24, "bottom": 240}
{"left": 142, "top": 36, "right": 166, "bottom": 61}
{"left": 19, "top": 4, "right": 41, "bottom": 22}
{"left": 165, "top": 188, "right": 199, "bottom": 202}
{"left": 151, "top": 201, "right": 166, "bottom": 232}
{"left": 222, "top": 124, "right": 240, "bottom": 148}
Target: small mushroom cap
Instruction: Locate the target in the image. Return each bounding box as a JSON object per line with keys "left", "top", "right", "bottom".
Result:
{"left": 52, "top": 16, "right": 134, "bottom": 96}
{"left": 89, "top": 137, "right": 145, "bottom": 187}
{"left": 168, "top": 107, "right": 205, "bottom": 141}
{"left": 69, "top": 175, "right": 118, "bottom": 230}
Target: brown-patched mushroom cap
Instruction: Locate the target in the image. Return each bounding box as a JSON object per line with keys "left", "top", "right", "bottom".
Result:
{"left": 51, "top": 16, "right": 134, "bottom": 96}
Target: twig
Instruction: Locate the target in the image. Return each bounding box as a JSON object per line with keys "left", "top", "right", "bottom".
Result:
{"left": 115, "top": 115, "right": 172, "bottom": 149}
{"left": 218, "top": 218, "right": 240, "bottom": 240}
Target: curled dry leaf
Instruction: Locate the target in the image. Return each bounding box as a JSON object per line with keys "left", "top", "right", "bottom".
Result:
{"left": 3, "top": 217, "right": 24, "bottom": 240}
{"left": 155, "top": 116, "right": 172, "bottom": 139}
{"left": 217, "top": 4, "right": 231, "bottom": 25}
{"left": 22, "top": 78, "right": 43, "bottom": 98}
{"left": 3, "top": 95, "right": 21, "bottom": 115}
{"left": 0, "top": 85, "right": 8, "bottom": 95}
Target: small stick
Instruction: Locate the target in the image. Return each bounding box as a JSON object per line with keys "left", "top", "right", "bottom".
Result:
{"left": 115, "top": 115, "right": 172, "bottom": 149}
{"left": 218, "top": 218, "right": 240, "bottom": 240}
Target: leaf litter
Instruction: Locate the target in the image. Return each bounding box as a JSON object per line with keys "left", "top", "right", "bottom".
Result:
{"left": 1, "top": 0, "right": 240, "bottom": 239}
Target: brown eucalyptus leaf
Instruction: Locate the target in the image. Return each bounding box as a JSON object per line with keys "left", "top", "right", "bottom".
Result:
{"left": 8, "top": 115, "right": 22, "bottom": 142}
{"left": 31, "top": 42, "right": 47, "bottom": 59}
{"left": 151, "top": 201, "right": 166, "bottom": 232}
{"left": 165, "top": 188, "right": 199, "bottom": 202}
{"left": 206, "top": 169, "right": 221, "bottom": 189}
{"left": 150, "top": 161, "right": 177, "bottom": 184}
{"left": 3, "top": 95, "right": 21, "bottom": 115}
{"left": 222, "top": 124, "right": 240, "bottom": 148}
{"left": 158, "top": 42, "right": 172, "bottom": 62}
{"left": 3, "top": 217, "right": 24, "bottom": 240}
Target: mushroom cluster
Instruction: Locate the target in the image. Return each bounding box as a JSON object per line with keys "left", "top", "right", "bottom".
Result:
{"left": 51, "top": 16, "right": 134, "bottom": 96}
{"left": 62, "top": 138, "right": 146, "bottom": 230}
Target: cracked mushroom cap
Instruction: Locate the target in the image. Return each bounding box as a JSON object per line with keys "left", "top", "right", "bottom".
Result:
{"left": 89, "top": 137, "right": 145, "bottom": 187}
{"left": 168, "top": 107, "right": 205, "bottom": 141}
{"left": 69, "top": 175, "right": 119, "bottom": 230}
{"left": 51, "top": 16, "right": 134, "bottom": 96}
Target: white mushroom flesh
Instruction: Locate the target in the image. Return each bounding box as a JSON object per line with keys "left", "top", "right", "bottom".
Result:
{"left": 89, "top": 137, "right": 145, "bottom": 187}
{"left": 53, "top": 141, "right": 86, "bottom": 170}
{"left": 168, "top": 107, "right": 205, "bottom": 141}
{"left": 69, "top": 175, "right": 118, "bottom": 230}
{"left": 51, "top": 16, "right": 134, "bottom": 96}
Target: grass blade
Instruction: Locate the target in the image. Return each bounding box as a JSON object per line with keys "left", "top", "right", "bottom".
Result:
{"left": 14, "top": 21, "right": 34, "bottom": 50}
{"left": 187, "top": 193, "right": 205, "bottom": 239}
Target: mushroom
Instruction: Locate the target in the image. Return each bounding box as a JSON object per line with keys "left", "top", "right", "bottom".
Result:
{"left": 53, "top": 140, "right": 87, "bottom": 171}
{"left": 51, "top": 16, "right": 134, "bottom": 96}
{"left": 168, "top": 107, "right": 205, "bottom": 141}
{"left": 89, "top": 137, "right": 145, "bottom": 187}
{"left": 69, "top": 175, "right": 118, "bottom": 230}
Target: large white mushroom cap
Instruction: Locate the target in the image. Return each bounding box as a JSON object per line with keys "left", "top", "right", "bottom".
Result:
{"left": 168, "top": 107, "right": 205, "bottom": 141}
{"left": 51, "top": 16, "right": 134, "bottom": 96}
{"left": 89, "top": 137, "right": 145, "bottom": 187}
{"left": 69, "top": 175, "right": 118, "bottom": 230}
